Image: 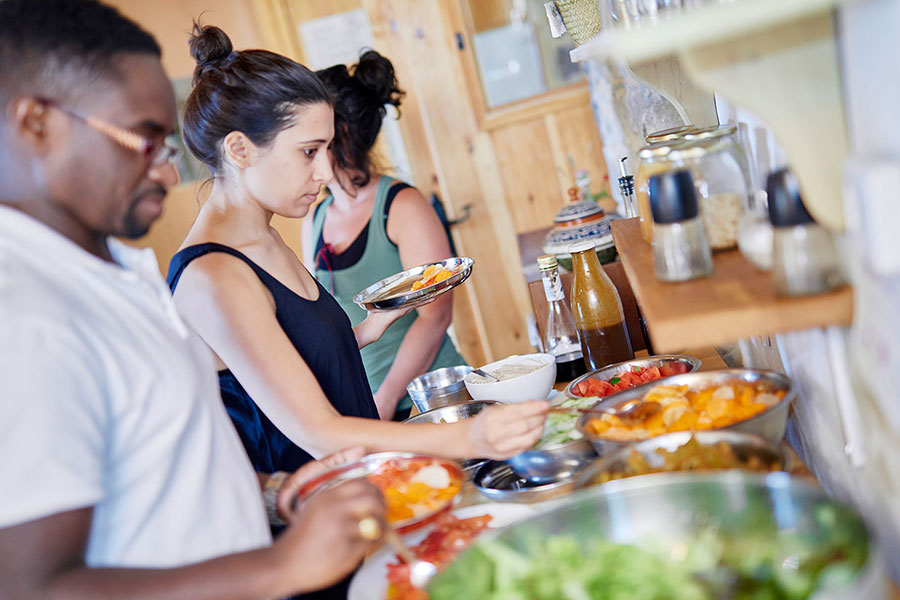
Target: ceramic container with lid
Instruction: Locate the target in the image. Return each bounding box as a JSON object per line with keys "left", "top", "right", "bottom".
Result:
{"left": 542, "top": 193, "right": 618, "bottom": 270}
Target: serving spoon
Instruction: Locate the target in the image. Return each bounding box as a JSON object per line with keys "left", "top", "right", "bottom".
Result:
{"left": 381, "top": 527, "right": 438, "bottom": 588}
{"left": 549, "top": 399, "right": 661, "bottom": 422}
{"left": 471, "top": 367, "right": 500, "bottom": 382}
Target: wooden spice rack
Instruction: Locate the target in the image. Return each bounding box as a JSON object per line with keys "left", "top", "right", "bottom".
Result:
{"left": 611, "top": 218, "right": 853, "bottom": 352}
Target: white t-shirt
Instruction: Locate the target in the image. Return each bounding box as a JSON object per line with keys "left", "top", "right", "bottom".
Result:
{"left": 0, "top": 206, "right": 272, "bottom": 568}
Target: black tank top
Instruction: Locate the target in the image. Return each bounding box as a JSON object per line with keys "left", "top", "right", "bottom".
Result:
{"left": 167, "top": 243, "right": 379, "bottom": 474}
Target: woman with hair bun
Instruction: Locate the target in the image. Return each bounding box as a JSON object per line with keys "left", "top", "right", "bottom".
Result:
{"left": 304, "top": 51, "right": 465, "bottom": 421}
{"left": 168, "top": 25, "right": 548, "bottom": 492}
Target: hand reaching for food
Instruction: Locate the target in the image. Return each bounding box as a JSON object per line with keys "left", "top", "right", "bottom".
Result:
{"left": 466, "top": 400, "right": 550, "bottom": 459}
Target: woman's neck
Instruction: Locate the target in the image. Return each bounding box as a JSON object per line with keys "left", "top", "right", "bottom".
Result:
{"left": 329, "top": 170, "right": 380, "bottom": 210}
{"left": 202, "top": 179, "right": 275, "bottom": 243}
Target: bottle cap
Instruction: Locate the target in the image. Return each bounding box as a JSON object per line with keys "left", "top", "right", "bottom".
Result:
{"left": 767, "top": 168, "right": 815, "bottom": 227}
{"left": 648, "top": 169, "right": 699, "bottom": 224}
{"left": 568, "top": 240, "right": 597, "bottom": 254}
{"left": 537, "top": 255, "right": 558, "bottom": 271}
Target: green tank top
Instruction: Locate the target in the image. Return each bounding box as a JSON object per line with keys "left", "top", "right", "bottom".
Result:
{"left": 311, "top": 175, "right": 466, "bottom": 414}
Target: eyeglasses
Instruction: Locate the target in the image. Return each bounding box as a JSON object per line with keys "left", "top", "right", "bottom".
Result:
{"left": 39, "top": 98, "right": 182, "bottom": 167}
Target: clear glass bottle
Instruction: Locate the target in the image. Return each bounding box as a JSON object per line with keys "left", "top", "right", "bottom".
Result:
{"left": 767, "top": 169, "right": 844, "bottom": 296}
{"left": 649, "top": 169, "right": 714, "bottom": 282}
{"left": 667, "top": 138, "right": 748, "bottom": 252}
{"left": 537, "top": 255, "right": 587, "bottom": 382}
{"left": 568, "top": 241, "right": 634, "bottom": 371}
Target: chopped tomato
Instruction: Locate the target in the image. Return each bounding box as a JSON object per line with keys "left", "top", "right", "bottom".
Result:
{"left": 572, "top": 363, "right": 688, "bottom": 398}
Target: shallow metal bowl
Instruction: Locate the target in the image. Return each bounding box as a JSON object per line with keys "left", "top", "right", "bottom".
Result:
{"left": 406, "top": 365, "right": 474, "bottom": 413}
{"left": 506, "top": 438, "right": 596, "bottom": 485}
{"left": 575, "top": 369, "right": 795, "bottom": 456}
{"left": 430, "top": 472, "right": 883, "bottom": 599}
{"left": 354, "top": 257, "right": 473, "bottom": 311}
{"left": 574, "top": 430, "right": 786, "bottom": 489}
{"left": 564, "top": 354, "right": 701, "bottom": 398}
{"left": 472, "top": 460, "right": 576, "bottom": 503}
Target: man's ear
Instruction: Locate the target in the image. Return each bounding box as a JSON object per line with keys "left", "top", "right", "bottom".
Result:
{"left": 222, "top": 131, "right": 256, "bottom": 169}
{"left": 10, "top": 97, "right": 52, "bottom": 150}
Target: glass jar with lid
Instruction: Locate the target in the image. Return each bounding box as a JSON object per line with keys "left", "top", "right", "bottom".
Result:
{"left": 681, "top": 124, "right": 754, "bottom": 192}
{"left": 666, "top": 138, "right": 748, "bottom": 252}
{"left": 635, "top": 141, "right": 678, "bottom": 243}
{"left": 645, "top": 124, "right": 699, "bottom": 145}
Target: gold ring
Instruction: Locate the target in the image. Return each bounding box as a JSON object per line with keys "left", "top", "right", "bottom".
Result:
{"left": 357, "top": 516, "right": 382, "bottom": 541}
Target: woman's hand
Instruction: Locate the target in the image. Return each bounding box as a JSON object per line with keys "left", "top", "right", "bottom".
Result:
{"left": 465, "top": 400, "right": 550, "bottom": 459}
{"left": 353, "top": 305, "right": 415, "bottom": 349}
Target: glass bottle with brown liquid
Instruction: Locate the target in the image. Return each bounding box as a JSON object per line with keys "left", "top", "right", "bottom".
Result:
{"left": 568, "top": 241, "right": 634, "bottom": 371}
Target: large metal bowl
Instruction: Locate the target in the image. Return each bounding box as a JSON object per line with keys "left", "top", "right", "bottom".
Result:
{"left": 574, "top": 430, "right": 786, "bottom": 489}
{"left": 564, "top": 354, "right": 701, "bottom": 398}
{"left": 354, "top": 257, "right": 473, "bottom": 311}
{"left": 403, "top": 400, "right": 500, "bottom": 474}
{"left": 406, "top": 365, "right": 474, "bottom": 413}
{"left": 429, "top": 472, "right": 884, "bottom": 599}
{"left": 576, "top": 368, "right": 795, "bottom": 456}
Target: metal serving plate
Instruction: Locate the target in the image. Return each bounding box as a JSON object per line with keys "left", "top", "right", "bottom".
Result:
{"left": 564, "top": 354, "right": 701, "bottom": 398}
{"left": 575, "top": 369, "right": 795, "bottom": 456}
{"left": 296, "top": 451, "right": 464, "bottom": 534}
{"left": 354, "top": 257, "right": 474, "bottom": 312}
{"left": 472, "top": 460, "right": 575, "bottom": 503}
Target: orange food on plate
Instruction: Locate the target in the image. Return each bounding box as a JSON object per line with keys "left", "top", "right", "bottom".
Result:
{"left": 386, "top": 513, "right": 493, "bottom": 600}
{"left": 367, "top": 459, "right": 462, "bottom": 524}
{"left": 584, "top": 382, "right": 784, "bottom": 442}
{"left": 411, "top": 264, "right": 456, "bottom": 291}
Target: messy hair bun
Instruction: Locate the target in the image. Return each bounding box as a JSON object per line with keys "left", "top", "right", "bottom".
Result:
{"left": 189, "top": 24, "right": 233, "bottom": 84}
{"left": 182, "top": 22, "right": 332, "bottom": 173}
{"left": 316, "top": 50, "right": 406, "bottom": 188}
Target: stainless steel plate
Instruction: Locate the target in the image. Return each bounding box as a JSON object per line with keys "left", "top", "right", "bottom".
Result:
{"left": 354, "top": 257, "right": 474, "bottom": 312}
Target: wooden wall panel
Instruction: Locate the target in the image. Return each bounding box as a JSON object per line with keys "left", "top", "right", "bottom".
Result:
{"left": 552, "top": 103, "right": 614, "bottom": 210}
{"left": 490, "top": 119, "right": 565, "bottom": 234}
{"left": 464, "top": 0, "right": 513, "bottom": 33}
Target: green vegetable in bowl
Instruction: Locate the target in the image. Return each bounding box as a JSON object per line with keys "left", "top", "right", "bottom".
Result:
{"left": 535, "top": 396, "right": 599, "bottom": 449}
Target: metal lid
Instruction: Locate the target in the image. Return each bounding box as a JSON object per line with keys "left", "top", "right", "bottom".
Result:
{"left": 681, "top": 123, "right": 738, "bottom": 141}
{"left": 645, "top": 125, "right": 699, "bottom": 144}
{"left": 637, "top": 141, "right": 678, "bottom": 161}
{"left": 537, "top": 255, "right": 559, "bottom": 271}
{"left": 767, "top": 168, "right": 815, "bottom": 227}
{"left": 568, "top": 240, "right": 597, "bottom": 253}
{"left": 666, "top": 138, "right": 729, "bottom": 163}
{"left": 649, "top": 169, "right": 699, "bottom": 224}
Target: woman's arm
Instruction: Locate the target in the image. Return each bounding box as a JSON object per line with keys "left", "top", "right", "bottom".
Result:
{"left": 172, "top": 253, "right": 548, "bottom": 460}
{"left": 373, "top": 186, "right": 457, "bottom": 418}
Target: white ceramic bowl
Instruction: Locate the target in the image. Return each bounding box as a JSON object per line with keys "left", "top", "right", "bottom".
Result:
{"left": 464, "top": 353, "right": 556, "bottom": 403}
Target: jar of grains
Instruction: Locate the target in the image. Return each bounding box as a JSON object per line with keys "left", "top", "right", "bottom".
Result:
{"left": 666, "top": 138, "right": 748, "bottom": 251}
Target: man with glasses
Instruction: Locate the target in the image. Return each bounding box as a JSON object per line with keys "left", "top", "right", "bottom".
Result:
{"left": 0, "top": 1, "right": 385, "bottom": 598}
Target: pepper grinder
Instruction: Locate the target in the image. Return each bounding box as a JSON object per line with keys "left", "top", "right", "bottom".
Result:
{"left": 649, "top": 169, "right": 713, "bottom": 282}
{"left": 767, "top": 168, "right": 844, "bottom": 297}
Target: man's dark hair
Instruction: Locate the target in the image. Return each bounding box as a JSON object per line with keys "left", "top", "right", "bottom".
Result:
{"left": 0, "top": 0, "right": 160, "bottom": 103}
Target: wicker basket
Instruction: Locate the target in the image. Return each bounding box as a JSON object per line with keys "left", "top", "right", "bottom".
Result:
{"left": 555, "top": 0, "right": 603, "bottom": 45}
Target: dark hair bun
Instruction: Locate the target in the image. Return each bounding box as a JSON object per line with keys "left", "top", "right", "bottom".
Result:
{"left": 352, "top": 50, "right": 404, "bottom": 108}
{"left": 189, "top": 24, "right": 233, "bottom": 84}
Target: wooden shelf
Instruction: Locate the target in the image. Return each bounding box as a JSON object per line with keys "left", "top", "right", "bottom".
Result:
{"left": 569, "top": 0, "right": 847, "bottom": 64}
{"left": 611, "top": 218, "right": 853, "bottom": 352}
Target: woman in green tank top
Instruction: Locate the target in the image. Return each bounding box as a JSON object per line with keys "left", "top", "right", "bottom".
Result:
{"left": 303, "top": 50, "right": 466, "bottom": 421}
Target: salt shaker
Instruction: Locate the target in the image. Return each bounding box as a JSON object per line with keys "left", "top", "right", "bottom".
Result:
{"left": 767, "top": 169, "right": 844, "bottom": 296}
{"left": 649, "top": 169, "right": 713, "bottom": 282}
